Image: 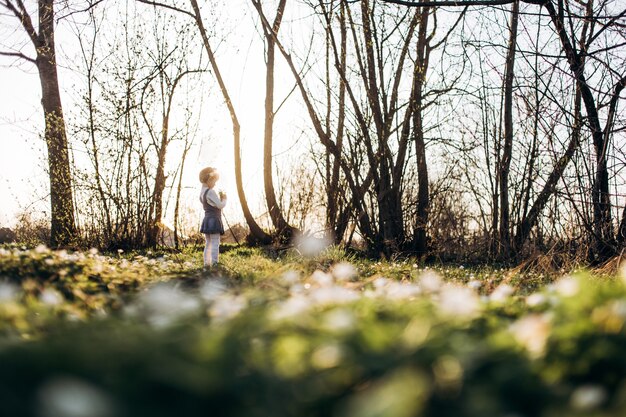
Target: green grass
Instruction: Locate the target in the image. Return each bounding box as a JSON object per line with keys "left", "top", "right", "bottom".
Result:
{"left": 1, "top": 244, "right": 626, "bottom": 416}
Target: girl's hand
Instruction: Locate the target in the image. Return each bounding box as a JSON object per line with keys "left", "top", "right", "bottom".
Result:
{"left": 219, "top": 191, "right": 227, "bottom": 200}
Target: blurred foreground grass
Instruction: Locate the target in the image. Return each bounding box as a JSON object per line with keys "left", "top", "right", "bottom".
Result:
{"left": 1, "top": 244, "right": 626, "bottom": 417}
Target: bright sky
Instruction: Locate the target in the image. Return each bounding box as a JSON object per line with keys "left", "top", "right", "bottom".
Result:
{"left": 0, "top": 0, "right": 315, "bottom": 229}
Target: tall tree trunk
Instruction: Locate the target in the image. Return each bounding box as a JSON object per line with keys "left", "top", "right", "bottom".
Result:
{"left": 608, "top": 76, "right": 626, "bottom": 243}
{"left": 325, "top": 0, "right": 347, "bottom": 244}
{"left": 359, "top": 0, "right": 390, "bottom": 253}
{"left": 256, "top": 0, "right": 380, "bottom": 245}
{"left": 412, "top": 6, "right": 430, "bottom": 256}
{"left": 359, "top": 0, "right": 410, "bottom": 254}
{"left": 37, "top": 0, "right": 78, "bottom": 247}
{"left": 261, "top": 0, "right": 294, "bottom": 240}
{"left": 498, "top": 0, "right": 519, "bottom": 259}
{"left": 174, "top": 141, "right": 191, "bottom": 250}
{"left": 190, "top": 0, "right": 271, "bottom": 244}
{"left": 146, "top": 83, "right": 170, "bottom": 248}
{"left": 149, "top": 133, "right": 168, "bottom": 246}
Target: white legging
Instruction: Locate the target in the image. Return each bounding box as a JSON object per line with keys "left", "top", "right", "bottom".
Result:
{"left": 203, "top": 233, "right": 221, "bottom": 266}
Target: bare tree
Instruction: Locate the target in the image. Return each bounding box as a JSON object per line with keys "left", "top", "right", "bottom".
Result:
{"left": 381, "top": 0, "right": 626, "bottom": 261}
{"left": 497, "top": 0, "right": 519, "bottom": 258}
{"left": 138, "top": 12, "right": 203, "bottom": 247}
{"left": 0, "top": 0, "right": 79, "bottom": 246}
{"left": 187, "top": 0, "right": 272, "bottom": 243}
{"left": 257, "top": 0, "right": 297, "bottom": 240}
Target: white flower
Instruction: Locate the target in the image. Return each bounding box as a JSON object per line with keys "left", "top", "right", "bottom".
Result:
{"left": 311, "top": 270, "right": 334, "bottom": 287}
{"left": 437, "top": 285, "right": 480, "bottom": 318}
{"left": 322, "top": 308, "right": 355, "bottom": 332}
{"left": 490, "top": 284, "right": 514, "bottom": 302}
{"left": 92, "top": 262, "right": 104, "bottom": 274}
{"left": 138, "top": 284, "right": 201, "bottom": 327}
{"left": 88, "top": 248, "right": 98, "bottom": 256}
{"left": 34, "top": 244, "right": 49, "bottom": 254}
{"left": 363, "top": 289, "right": 377, "bottom": 298}
{"left": 419, "top": 271, "right": 442, "bottom": 293}
{"left": 373, "top": 277, "right": 389, "bottom": 290}
{"left": 510, "top": 314, "right": 551, "bottom": 356}
{"left": 526, "top": 293, "right": 547, "bottom": 307}
{"left": 553, "top": 276, "right": 579, "bottom": 297}
{"left": 385, "top": 282, "right": 421, "bottom": 300}
{"left": 570, "top": 385, "right": 607, "bottom": 411}
{"left": 290, "top": 283, "right": 306, "bottom": 294}
{"left": 37, "top": 376, "right": 116, "bottom": 417}
{"left": 199, "top": 279, "right": 228, "bottom": 302}
{"left": 271, "top": 296, "right": 311, "bottom": 321}
{"left": 209, "top": 295, "right": 247, "bottom": 322}
{"left": 310, "top": 286, "right": 359, "bottom": 306}
{"left": 467, "top": 280, "right": 482, "bottom": 290}
{"left": 40, "top": 288, "right": 63, "bottom": 306}
{"left": 294, "top": 235, "right": 331, "bottom": 257}
{"left": 331, "top": 262, "right": 357, "bottom": 282}
{"left": 281, "top": 270, "right": 301, "bottom": 285}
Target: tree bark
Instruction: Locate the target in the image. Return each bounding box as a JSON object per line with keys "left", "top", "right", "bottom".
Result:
{"left": 1, "top": 0, "right": 79, "bottom": 246}
{"left": 412, "top": 6, "right": 431, "bottom": 256}
{"left": 36, "top": 0, "right": 78, "bottom": 247}
{"left": 323, "top": 1, "right": 348, "bottom": 244}
{"left": 174, "top": 141, "right": 191, "bottom": 250}
{"left": 260, "top": 0, "right": 294, "bottom": 240}
{"left": 609, "top": 76, "right": 626, "bottom": 243}
{"left": 498, "top": 0, "right": 519, "bottom": 258}
{"left": 145, "top": 69, "right": 192, "bottom": 247}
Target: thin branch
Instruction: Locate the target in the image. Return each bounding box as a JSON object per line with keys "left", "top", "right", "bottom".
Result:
{"left": 55, "top": 0, "right": 106, "bottom": 22}
{"left": 0, "top": 50, "right": 36, "bottom": 63}
{"left": 135, "top": 0, "right": 195, "bottom": 18}
{"left": 1, "top": 0, "right": 39, "bottom": 46}
{"left": 379, "top": 0, "right": 545, "bottom": 6}
{"left": 430, "top": 6, "right": 467, "bottom": 49}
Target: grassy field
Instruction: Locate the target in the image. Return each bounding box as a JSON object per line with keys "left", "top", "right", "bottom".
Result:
{"left": 1, "top": 244, "right": 625, "bottom": 417}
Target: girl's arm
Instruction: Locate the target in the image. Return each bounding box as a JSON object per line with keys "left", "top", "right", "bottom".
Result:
{"left": 206, "top": 189, "right": 227, "bottom": 209}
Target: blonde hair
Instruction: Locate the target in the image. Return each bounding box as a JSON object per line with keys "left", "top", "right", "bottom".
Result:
{"left": 199, "top": 167, "right": 219, "bottom": 186}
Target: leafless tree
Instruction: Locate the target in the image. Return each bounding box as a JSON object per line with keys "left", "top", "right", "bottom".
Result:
{"left": 0, "top": 0, "right": 82, "bottom": 246}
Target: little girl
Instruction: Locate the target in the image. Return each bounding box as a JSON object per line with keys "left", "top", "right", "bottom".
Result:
{"left": 199, "top": 167, "right": 227, "bottom": 267}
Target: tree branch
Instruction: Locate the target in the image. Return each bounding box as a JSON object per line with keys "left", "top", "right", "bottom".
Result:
{"left": 135, "top": 0, "right": 195, "bottom": 18}
{"left": 584, "top": 7, "right": 626, "bottom": 49}
{"left": 55, "top": 0, "right": 106, "bottom": 22}
{"left": 0, "top": 50, "right": 36, "bottom": 63}
{"left": 1, "top": 0, "right": 39, "bottom": 47}
{"left": 379, "top": 0, "right": 545, "bottom": 6}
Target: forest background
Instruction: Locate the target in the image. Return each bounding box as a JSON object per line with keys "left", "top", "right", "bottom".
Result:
{"left": 1, "top": 0, "right": 625, "bottom": 264}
